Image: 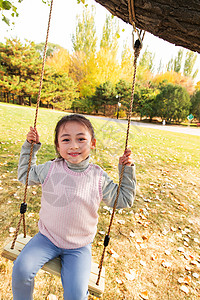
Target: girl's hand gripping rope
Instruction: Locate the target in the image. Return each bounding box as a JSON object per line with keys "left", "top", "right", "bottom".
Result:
{"left": 119, "top": 148, "right": 134, "bottom": 166}
{"left": 27, "top": 127, "right": 40, "bottom": 144}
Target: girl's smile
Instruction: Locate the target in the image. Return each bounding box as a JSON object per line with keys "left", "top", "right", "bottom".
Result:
{"left": 56, "top": 121, "right": 96, "bottom": 164}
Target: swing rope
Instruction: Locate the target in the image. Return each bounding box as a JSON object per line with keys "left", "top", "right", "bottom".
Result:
{"left": 11, "top": 0, "right": 54, "bottom": 250}
{"left": 96, "top": 0, "right": 145, "bottom": 285}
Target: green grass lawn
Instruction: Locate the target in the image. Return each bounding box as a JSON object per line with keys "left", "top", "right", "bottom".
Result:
{"left": 0, "top": 102, "right": 200, "bottom": 300}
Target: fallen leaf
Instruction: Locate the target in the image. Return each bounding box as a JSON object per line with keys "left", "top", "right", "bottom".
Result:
{"left": 178, "top": 203, "right": 188, "bottom": 212}
{"left": 180, "top": 285, "right": 189, "bottom": 294}
{"left": 27, "top": 213, "right": 34, "bottom": 218}
{"left": 190, "top": 260, "right": 200, "bottom": 268}
{"left": 124, "top": 269, "right": 136, "bottom": 281}
{"left": 161, "top": 260, "right": 172, "bottom": 268}
{"left": 134, "top": 213, "right": 140, "bottom": 220}
{"left": 171, "top": 226, "right": 177, "bottom": 232}
{"left": 165, "top": 250, "right": 171, "bottom": 256}
{"left": 162, "top": 229, "right": 169, "bottom": 235}
{"left": 192, "top": 273, "right": 199, "bottom": 279}
{"left": 184, "top": 237, "right": 190, "bottom": 243}
{"left": 140, "top": 260, "right": 146, "bottom": 267}
{"left": 178, "top": 276, "right": 191, "bottom": 285}
{"left": 142, "top": 235, "right": 149, "bottom": 241}
{"left": 130, "top": 231, "right": 135, "bottom": 238}
{"left": 183, "top": 253, "right": 191, "bottom": 260}
{"left": 108, "top": 249, "right": 119, "bottom": 259}
{"left": 176, "top": 232, "right": 182, "bottom": 238}
{"left": 135, "top": 244, "right": 140, "bottom": 250}
{"left": 116, "top": 277, "right": 123, "bottom": 284}
{"left": 140, "top": 213, "right": 147, "bottom": 220}
{"left": 98, "top": 231, "right": 105, "bottom": 235}
{"left": 47, "top": 294, "right": 58, "bottom": 300}
{"left": 117, "top": 220, "right": 125, "bottom": 225}
{"left": 152, "top": 279, "right": 159, "bottom": 286}
{"left": 136, "top": 237, "right": 143, "bottom": 244}
{"left": 151, "top": 254, "right": 157, "bottom": 261}
{"left": 177, "top": 247, "right": 185, "bottom": 253}
{"left": 194, "top": 238, "right": 200, "bottom": 244}
{"left": 140, "top": 243, "right": 147, "bottom": 249}
{"left": 139, "top": 290, "right": 149, "bottom": 300}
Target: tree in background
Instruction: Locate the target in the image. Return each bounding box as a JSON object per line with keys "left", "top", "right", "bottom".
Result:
{"left": 41, "top": 67, "right": 79, "bottom": 110}
{"left": 0, "top": 38, "right": 78, "bottom": 109}
{"left": 70, "top": 10, "right": 121, "bottom": 100}
{"left": 138, "top": 47, "right": 155, "bottom": 73}
{"left": 72, "top": 5, "right": 97, "bottom": 58}
{"left": 153, "top": 71, "right": 195, "bottom": 95}
{"left": 35, "top": 42, "right": 62, "bottom": 59}
{"left": 115, "top": 79, "right": 132, "bottom": 114}
{"left": 70, "top": 6, "right": 98, "bottom": 98}
{"left": 136, "top": 47, "right": 154, "bottom": 84}
{"left": 191, "top": 90, "right": 200, "bottom": 122}
{"left": 183, "top": 50, "right": 199, "bottom": 80}
{"left": 174, "top": 49, "right": 183, "bottom": 73}
{"left": 100, "top": 15, "right": 120, "bottom": 54}
{"left": 0, "top": 38, "right": 41, "bottom": 105}
{"left": 166, "top": 49, "right": 198, "bottom": 81}
{"left": 120, "top": 42, "right": 135, "bottom": 83}
{"left": 91, "top": 81, "right": 117, "bottom": 115}
{"left": 195, "top": 81, "right": 200, "bottom": 90}
{"left": 46, "top": 47, "right": 70, "bottom": 74}
{"left": 155, "top": 82, "right": 191, "bottom": 123}
{"left": 68, "top": 51, "right": 88, "bottom": 98}
{"left": 166, "top": 49, "right": 183, "bottom": 73}
{"left": 132, "top": 83, "right": 158, "bottom": 121}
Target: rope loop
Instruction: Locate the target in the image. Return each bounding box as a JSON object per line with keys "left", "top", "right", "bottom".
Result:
{"left": 128, "top": 0, "right": 136, "bottom": 26}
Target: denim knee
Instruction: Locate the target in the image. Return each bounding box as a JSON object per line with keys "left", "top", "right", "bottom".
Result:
{"left": 12, "top": 259, "right": 34, "bottom": 287}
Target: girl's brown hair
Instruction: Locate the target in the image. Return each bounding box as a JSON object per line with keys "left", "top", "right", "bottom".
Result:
{"left": 54, "top": 114, "right": 95, "bottom": 157}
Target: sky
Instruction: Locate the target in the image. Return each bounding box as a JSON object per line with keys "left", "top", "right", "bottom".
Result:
{"left": 1, "top": 0, "right": 200, "bottom": 83}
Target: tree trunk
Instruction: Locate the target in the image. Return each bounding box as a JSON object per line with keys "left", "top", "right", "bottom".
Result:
{"left": 29, "top": 96, "right": 32, "bottom": 106}
{"left": 18, "top": 96, "right": 24, "bottom": 105}
{"left": 95, "top": 0, "right": 200, "bottom": 53}
{"left": 6, "top": 93, "right": 9, "bottom": 103}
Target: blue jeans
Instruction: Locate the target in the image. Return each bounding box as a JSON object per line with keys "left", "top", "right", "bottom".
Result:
{"left": 12, "top": 232, "right": 92, "bottom": 300}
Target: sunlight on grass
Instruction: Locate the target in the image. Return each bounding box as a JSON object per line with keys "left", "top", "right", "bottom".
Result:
{"left": 0, "top": 103, "right": 200, "bottom": 300}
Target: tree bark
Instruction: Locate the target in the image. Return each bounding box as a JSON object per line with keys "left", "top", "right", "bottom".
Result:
{"left": 94, "top": 0, "right": 200, "bottom": 53}
{"left": 28, "top": 96, "right": 32, "bottom": 106}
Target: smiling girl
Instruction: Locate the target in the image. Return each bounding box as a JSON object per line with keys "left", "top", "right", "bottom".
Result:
{"left": 12, "top": 114, "right": 136, "bottom": 300}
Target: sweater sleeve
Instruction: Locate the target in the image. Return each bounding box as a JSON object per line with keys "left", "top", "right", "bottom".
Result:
{"left": 101, "top": 164, "right": 136, "bottom": 209}
{"left": 18, "top": 140, "right": 52, "bottom": 185}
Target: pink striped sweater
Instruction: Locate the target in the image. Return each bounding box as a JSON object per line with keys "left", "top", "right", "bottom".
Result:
{"left": 38, "top": 159, "right": 103, "bottom": 249}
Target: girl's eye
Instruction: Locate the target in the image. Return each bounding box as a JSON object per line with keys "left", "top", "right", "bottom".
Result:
{"left": 63, "top": 139, "right": 70, "bottom": 142}
{"left": 79, "top": 138, "right": 86, "bottom": 141}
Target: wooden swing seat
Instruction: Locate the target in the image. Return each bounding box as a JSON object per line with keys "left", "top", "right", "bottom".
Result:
{"left": 2, "top": 234, "right": 105, "bottom": 298}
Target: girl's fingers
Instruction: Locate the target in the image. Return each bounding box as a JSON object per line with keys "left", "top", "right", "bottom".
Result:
{"left": 27, "top": 127, "right": 39, "bottom": 143}
{"left": 119, "top": 149, "right": 134, "bottom": 165}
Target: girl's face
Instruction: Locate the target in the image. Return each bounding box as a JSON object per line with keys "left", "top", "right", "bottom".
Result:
{"left": 56, "top": 121, "right": 96, "bottom": 164}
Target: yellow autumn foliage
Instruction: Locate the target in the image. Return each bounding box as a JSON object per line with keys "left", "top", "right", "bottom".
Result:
{"left": 153, "top": 71, "right": 195, "bottom": 94}
{"left": 46, "top": 48, "right": 70, "bottom": 74}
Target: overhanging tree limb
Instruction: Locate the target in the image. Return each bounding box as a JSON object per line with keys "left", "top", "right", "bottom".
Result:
{"left": 94, "top": 0, "right": 200, "bottom": 53}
